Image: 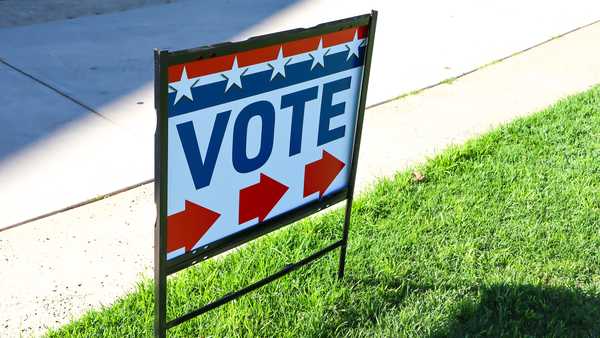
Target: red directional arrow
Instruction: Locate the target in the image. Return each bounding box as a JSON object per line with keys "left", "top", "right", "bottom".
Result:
{"left": 239, "top": 173, "right": 289, "bottom": 224}
{"left": 304, "top": 150, "right": 346, "bottom": 198}
{"left": 167, "top": 200, "right": 220, "bottom": 253}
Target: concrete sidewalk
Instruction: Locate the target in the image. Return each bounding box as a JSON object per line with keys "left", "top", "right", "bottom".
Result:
{"left": 0, "top": 0, "right": 175, "bottom": 28}
{"left": 2, "top": 19, "right": 599, "bottom": 337}
{"left": 1, "top": 0, "right": 599, "bottom": 228}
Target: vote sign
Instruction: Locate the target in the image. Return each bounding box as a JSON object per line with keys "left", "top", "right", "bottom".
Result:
{"left": 156, "top": 19, "right": 371, "bottom": 265}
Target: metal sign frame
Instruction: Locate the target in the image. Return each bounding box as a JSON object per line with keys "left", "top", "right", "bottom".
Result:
{"left": 154, "top": 11, "right": 377, "bottom": 337}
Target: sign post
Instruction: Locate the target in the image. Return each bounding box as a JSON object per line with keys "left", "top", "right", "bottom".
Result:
{"left": 154, "top": 11, "right": 377, "bottom": 337}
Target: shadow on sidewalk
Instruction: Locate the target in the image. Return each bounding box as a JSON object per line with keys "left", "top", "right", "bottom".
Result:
{"left": 0, "top": 0, "right": 300, "bottom": 163}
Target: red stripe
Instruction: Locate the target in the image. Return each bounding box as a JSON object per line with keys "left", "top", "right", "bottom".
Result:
{"left": 168, "top": 64, "right": 185, "bottom": 82}
{"left": 169, "top": 25, "right": 368, "bottom": 83}
{"left": 237, "top": 45, "right": 280, "bottom": 67}
{"left": 282, "top": 36, "right": 321, "bottom": 57}
{"left": 323, "top": 27, "right": 355, "bottom": 47}
{"left": 323, "top": 26, "right": 368, "bottom": 47}
{"left": 168, "top": 55, "right": 234, "bottom": 82}
{"left": 357, "top": 25, "right": 368, "bottom": 39}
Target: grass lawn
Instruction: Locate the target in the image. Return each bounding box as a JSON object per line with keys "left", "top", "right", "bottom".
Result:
{"left": 48, "top": 86, "right": 600, "bottom": 337}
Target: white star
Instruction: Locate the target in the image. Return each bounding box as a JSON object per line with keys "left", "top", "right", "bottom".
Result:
{"left": 309, "top": 38, "right": 329, "bottom": 70}
{"left": 345, "top": 30, "right": 364, "bottom": 61}
{"left": 268, "top": 47, "right": 291, "bottom": 81}
{"left": 169, "top": 67, "right": 197, "bottom": 104}
{"left": 222, "top": 56, "right": 247, "bottom": 92}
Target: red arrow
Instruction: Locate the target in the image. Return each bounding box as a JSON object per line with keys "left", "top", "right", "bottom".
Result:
{"left": 239, "top": 173, "right": 289, "bottom": 224}
{"left": 304, "top": 150, "right": 345, "bottom": 198}
{"left": 167, "top": 200, "right": 220, "bottom": 253}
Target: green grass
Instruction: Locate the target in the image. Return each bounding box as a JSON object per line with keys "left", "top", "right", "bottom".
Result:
{"left": 48, "top": 86, "right": 600, "bottom": 337}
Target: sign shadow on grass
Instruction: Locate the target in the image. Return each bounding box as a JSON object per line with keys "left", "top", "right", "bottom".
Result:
{"left": 322, "top": 277, "right": 600, "bottom": 337}
{"left": 433, "top": 283, "right": 600, "bottom": 337}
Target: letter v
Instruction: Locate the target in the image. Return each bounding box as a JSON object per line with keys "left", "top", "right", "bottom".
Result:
{"left": 176, "top": 110, "right": 231, "bottom": 190}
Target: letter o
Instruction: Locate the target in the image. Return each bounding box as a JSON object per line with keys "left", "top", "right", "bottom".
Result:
{"left": 232, "top": 100, "right": 275, "bottom": 173}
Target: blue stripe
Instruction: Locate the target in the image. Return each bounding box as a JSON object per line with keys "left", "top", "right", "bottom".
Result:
{"left": 168, "top": 46, "right": 366, "bottom": 118}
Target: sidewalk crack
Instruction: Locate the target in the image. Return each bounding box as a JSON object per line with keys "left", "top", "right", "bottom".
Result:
{"left": 0, "top": 58, "right": 117, "bottom": 124}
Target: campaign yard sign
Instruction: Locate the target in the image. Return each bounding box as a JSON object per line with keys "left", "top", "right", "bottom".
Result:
{"left": 165, "top": 27, "right": 368, "bottom": 260}
{"left": 154, "top": 12, "right": 376, "bottom": 336}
